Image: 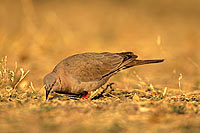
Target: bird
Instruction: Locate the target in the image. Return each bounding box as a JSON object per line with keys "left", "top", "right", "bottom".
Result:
{"left": 44, "top": 52, "right": 164, "bottom": 100}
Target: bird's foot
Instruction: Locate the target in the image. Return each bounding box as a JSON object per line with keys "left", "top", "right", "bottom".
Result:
{"left": 81, "top": 93, "right": 90, "bottom": 99}
{"left": 80, "top": 91, "right": 90, "bottom": 99}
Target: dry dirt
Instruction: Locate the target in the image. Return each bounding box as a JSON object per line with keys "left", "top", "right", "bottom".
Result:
{"left": 0, "top": 0, "right": 200, "bottom": 133}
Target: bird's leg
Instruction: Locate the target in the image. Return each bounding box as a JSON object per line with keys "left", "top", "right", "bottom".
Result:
{"left": 79, "top": 83, "right": 116, "bottom": 100}
{"left": 89, "top": 82, "right": 115, "bottom": 100}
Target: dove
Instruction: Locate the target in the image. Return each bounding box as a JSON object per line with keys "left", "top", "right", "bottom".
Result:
{"left": 44, "top": 52, "right": 164, "bottom": 100}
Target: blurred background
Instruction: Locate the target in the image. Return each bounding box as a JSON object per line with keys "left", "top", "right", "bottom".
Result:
{"left": 0, "top": 0, "right": 200, "bottom": 90}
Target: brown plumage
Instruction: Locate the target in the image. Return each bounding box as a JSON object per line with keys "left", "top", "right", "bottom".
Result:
{"left": 44, "top": 52, "right": 164, "bottom": 100}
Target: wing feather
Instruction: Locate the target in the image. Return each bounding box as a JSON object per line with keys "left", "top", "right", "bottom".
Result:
{"left": 53, "top": 52, "right": 137, "bottom": 82}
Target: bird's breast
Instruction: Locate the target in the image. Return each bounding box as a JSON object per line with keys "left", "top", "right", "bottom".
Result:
{"left": 55, "top": 67, "right": 110, "bottom": 94}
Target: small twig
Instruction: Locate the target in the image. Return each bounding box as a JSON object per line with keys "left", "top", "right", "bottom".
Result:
{"left": 178, "top": 73, "right": 183, "bottom": 94}
{"left": 149, "top": 84, "right": 156, "bottom": 92}
{"left": 14, "top": 68, "right": 30, "bottom": 89}
{"left": 30, "top": 82, "right": 35, "bottom": 91}
{"left": 163, "top": 87, "right": 168, "bottom": 97}
{"left": 108, "top": 93, "right": 120, "bottom": 99}
{"left": 132, "top": 93, "right": 140, "bottom": 101}
{"left": 88, "top": 88, "right": 102, "bottom": 100}
{"left": 14, "top": 62, "right": 18, "bottom": 73}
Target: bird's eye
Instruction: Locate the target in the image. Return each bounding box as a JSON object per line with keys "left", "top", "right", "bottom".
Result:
{"left": 52, "top": 81, "right": 56, "bottom": 86}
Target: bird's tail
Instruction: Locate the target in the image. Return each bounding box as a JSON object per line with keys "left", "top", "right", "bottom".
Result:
{"left": 124, "top": 59, "right": 164, "bottom": 69}
{"left": 135, "top": 59, "right": 164, "bottom": 65}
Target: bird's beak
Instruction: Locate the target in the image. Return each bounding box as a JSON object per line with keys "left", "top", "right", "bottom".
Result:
{"left": 46, "top": 89, "right": 50, "bottom": 100}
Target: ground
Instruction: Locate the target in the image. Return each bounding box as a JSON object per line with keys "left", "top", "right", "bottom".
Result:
{"left": 0, "top": 0, "right": 200, "bottom": 133}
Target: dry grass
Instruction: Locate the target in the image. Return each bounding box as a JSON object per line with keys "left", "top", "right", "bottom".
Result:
{"left": 0, "top": 0, "right": 200, "bottom": 133}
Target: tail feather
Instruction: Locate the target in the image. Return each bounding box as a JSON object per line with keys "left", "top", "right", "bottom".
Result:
{"left": 124, "top": 59, "right": 164, "bottom": 69}
{"left": 101, "top": 58, "right": 164, "bottom": 79}
{"left": 135, "top": 59, "right": 164, "bottom": 65}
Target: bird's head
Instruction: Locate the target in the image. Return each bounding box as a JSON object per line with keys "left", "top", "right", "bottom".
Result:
{"left": 43, "top": 73, "right": 61, "bottom": 100}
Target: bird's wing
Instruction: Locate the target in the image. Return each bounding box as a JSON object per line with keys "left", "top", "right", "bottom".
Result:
{"left": 54, "top": 52, "right": 138, "bottom": 82}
